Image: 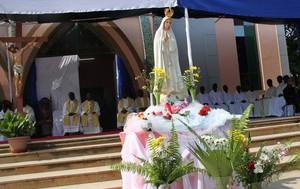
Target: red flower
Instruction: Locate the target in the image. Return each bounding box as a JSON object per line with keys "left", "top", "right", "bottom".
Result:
{"left": 199, "top": 105, "right": 210, "bottom": 116}
{"left": 152, "top": 111, "right": 156, "bottom": 115}
{"left": 247, "top": 162, "right": 255, "bottom": 170}
{"left": 165, "top": 103, "right": 173, "bottom": 114}
{"left": 163, "top": 113, "right": 172, "bottom": 120}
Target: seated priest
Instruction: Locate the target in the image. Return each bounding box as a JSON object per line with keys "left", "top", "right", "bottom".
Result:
{"left": 117, "top": 90, "right": 135, "bottom": 129}
{"left": 81, "top": 93, "right": 102, "bottom": 134}
{"left": 62, "top": 92, "right": 82, "bottom": 135}
{"left": 134, "top": 89, "right": 150, "bottom": 112}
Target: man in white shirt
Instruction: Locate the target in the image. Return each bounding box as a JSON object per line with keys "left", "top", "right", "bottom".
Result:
{"left": 209, "top": 83, "right": 228, "bottom": 111}
{"left": 221, "top": 85, "right": 241, "bottom": 114}
{"left": 117, "top": 91, "right": 135, "bottom": 129}
{"left": 196, "top": 86, "right": 212, "bottom": 106}
{"left": 81, "top": 93, "right": 102, "bottom": 134}
{"left": 233, "top": 85, "right": 250, "bottom": 114}
{"left": 263, "top": 79, "right": 285, "bottom": 117}
{"left": 275, "top": 75, "right": 287, "bottom": 97}
{"left": 62, "top": 92, "right": 81, "bottom": 135}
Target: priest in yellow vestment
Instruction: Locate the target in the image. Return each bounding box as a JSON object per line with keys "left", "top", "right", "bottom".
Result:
{"left": 62, "top": 92, "right": 81, "bottom": 134}
{"left": 117, "top": 91, "right": 135, "bottom": 129}
{"left": 134, "top": 89, "right": 150, "bottom": 112}
{"left": 81, "top": 93, "right": 102, "bottom": 134}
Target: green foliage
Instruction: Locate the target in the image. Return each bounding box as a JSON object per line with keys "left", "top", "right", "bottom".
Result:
{"left": 111, "top": 123, "right": 201, "bottom": 188}
{"left": 0, "top": 112, "right": 35, "bottom": 138}
{"left": 181, "top": 104, "right": 253, "bottom": 178}
{"left": 230, "top": 104, "right": 253, "bottom": 134}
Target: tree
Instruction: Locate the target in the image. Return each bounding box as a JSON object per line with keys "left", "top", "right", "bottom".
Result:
{"left": 285, "top": 23, "right": 300, "bottom": 86}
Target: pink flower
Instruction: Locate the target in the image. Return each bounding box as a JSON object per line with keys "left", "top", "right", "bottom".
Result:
{"left": 181, "top": 102, "right": 189, "bottom": 108}
{"left": 171, "top": 104, "right": 181, "bottom": 114}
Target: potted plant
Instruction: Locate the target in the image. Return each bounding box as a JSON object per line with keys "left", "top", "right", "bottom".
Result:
{"left": 0, "top": 112, "right": 35, "bottom": 153}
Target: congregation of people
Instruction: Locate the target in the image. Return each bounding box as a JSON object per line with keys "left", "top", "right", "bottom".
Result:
{"left": 195, "top": 75, "right": 300, "bottom": 118}
{"left": 0, "top": 91, "right": 103, "bottom": 141}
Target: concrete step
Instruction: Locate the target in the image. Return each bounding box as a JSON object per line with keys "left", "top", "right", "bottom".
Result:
{"left": 0, "top": 166, "right": 121, "bottom": 189}
{"left": 250, "top": 131, "right": 300, "bottom": 147}
{"left": 0, "top": 134, "right": 121, "bottom": 153}
{"left": 248, "top": 116, "right": 300, "bottom": 128}
{"left": 38, "top": 170, "right": 300, "bottom": 189}
{"left": 250, "top": 141, "right": 300, "bottom": 156}
{"left": 0, "top": 142, "right": 122, "bottom": 164}
{"left": 246, "top": 122, "right": 300, "bottom": 136}
{"left": 0, "top": 152, "right": 121, "bottom": 176}
{"left": 40, "top": 179, "right": 122, "bottom": 189}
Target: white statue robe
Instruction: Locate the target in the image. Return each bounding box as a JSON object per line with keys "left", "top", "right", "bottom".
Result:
{"left": 153, "top": 17, "right": 187, "bottom": 100}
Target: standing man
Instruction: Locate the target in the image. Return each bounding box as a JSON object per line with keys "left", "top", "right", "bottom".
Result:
{"left": 81, "top": 93, "right": 102, "bottom": 134}
{"left": 62, "top": 92, "right": 81, "bottom": 135}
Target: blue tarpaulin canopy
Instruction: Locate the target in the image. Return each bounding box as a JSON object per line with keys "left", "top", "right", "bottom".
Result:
{"left": 0, "top": 0, "right": 299, "bottom": 23}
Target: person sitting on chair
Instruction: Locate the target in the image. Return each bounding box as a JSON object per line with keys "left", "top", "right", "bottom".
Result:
{"left": 81, "top": 93, "right": 102, "bottom": 134}
{"left": 62, "top": 92, "right": 81, "bottom": 135}
{"left": 134, "top": 89, "right": 149, "bottom": 112}
{"left": 117, "top": 90, "right": 134, "bottom": 129}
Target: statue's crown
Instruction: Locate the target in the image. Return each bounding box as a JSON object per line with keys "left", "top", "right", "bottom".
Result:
{"left": 164, "top": 7, "right": 174, "bottom": 18}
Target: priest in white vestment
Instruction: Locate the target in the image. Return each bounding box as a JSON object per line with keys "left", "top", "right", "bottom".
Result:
{"left": 117, "top": 91, "right": 135, "bottom": 129}
{"left": 209, "top": 83, "right": 228, "bottom": 111}
{"left": 233, "top": 85, "right": 250, "bottom": 114}
{"left": 153, "top": 10, "right": 187, "bottom": 101}
{"left": 134, "top": 90, "right": 150, "bottom": 112}
{"left": 263, "top": 79, "right": 285, "bottom": 117}
{"left": 62, "top": 92, "right": 82, "bottom": 134}
{"left": 81, "top": 93, "right": 102, "bottom": 134}
{"left": 196, "top": 86, "right": 212, "bottom": 105}
{"left": 244, "top": 87, "right": 262, "bottom": 117}
{"left": 221, "top": 85, "right": 241, "bottom": 114}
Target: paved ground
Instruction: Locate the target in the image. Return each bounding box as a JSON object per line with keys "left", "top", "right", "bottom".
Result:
{"left": 264, "top": 170, "right": 300, "bottom": 189}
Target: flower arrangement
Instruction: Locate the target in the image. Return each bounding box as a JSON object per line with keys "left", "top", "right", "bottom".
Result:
{"left": 135, "top": 69, "right": 154, "bottom": 93}
{"left": 111, "top": 123, "right": 200, "bottom": 189}
{"left": 182, "top": 66, "right": 200, "bottom": 91}
{"left": 182, "top": 66, "right": 200, "bottom": 101}
{"left": 181, "top": 104, "right": 253, "bottom": 188}
{"left": 234, "top": 139, "right": 300, "bottom": 189}
{"left": 153, "top": 67, "right": 168, "bottom": 93}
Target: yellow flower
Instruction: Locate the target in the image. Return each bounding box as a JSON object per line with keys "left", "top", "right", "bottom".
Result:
{"left": 151, "top": 136, "right": 166, "bottom": 147}
{"left": 153, "top": 68, "right": 164, "bottom": 74}
{"left": 190, "top": 66, "right": 197, "bottom": 70}
{"left": 185, "top": 70, "right": 191, "bottom": 73}
{"left": 193, "top": 73, "right": 199, "bottom": 78}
